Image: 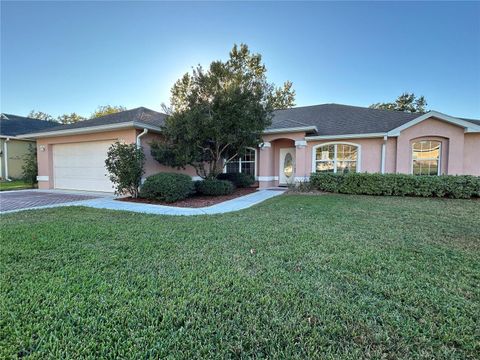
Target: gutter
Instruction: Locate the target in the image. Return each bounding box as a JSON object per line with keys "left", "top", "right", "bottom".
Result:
{"left": 16, "top": 121, "right": 162, "bottom": 139}
{"left": 263, "top": 126, "right": 317, "bottom": 134}
{"left": 305, "top": 133, "right": 386, "bottom": 141}
{"left": 136, "top": 128, "right": 148, "bottom": 148}
{"left": 3, "top": 138, "right": 11, "bottom": 181}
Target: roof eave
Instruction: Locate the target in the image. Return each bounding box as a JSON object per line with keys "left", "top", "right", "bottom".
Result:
{"left": 16, "top": 121, "right": 163, "bottom": 139}
{"left": 263, "top": 126, "right": 317, "bottom": 134}
{"left": 305, "top": 133, "right": 386, "bottom": 141}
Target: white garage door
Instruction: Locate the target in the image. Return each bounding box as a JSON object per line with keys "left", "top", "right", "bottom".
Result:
{"left": 53, "top": 141, "right": 114, "bottom": 192}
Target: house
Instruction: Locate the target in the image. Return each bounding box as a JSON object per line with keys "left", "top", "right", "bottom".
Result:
{"left": 18, "top": 104, "right": 480, "bottom": 192}
{"left": 0, "top": 114, "right": 59, "bottom": 180}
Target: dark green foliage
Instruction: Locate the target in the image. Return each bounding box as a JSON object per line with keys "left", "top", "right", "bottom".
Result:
{"left": 139, "top": 173, "right": 194, "bottom": 203}
{"left": 105, "top": 142, "right": 145, "bottom": 198}
{"left": 151, "top": 44, "right": 295, "bottom": 179}
{"left": 21, "top": 144, "right": 37, "bottom": 186}
{"left": 195, "top": 179, "right": 235, "bottom": 196}
{"left": 1, "top": 195, "right": 479, "bottom": 358}
{"left": 370, "top": 92, "right": 428, "bottom": 113}
{"left": 310, "top": 173, "right": 480, "bottom": 199}
{"left": 217, "top": 172, "right": 255, "bottom": 188}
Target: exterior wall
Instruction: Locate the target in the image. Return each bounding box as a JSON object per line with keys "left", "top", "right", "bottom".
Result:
{"left": 258, "top": 132, "right": 305, "bottom": 188}
{"left": 0, "top": 138, "right": 36, "bottom": 179}
{"left": 37, "top": 129, "right": 137, "bottom": 189}
{"left": 395, "top": 117, "right": 465, "bottom": 175}
{"left": 464, "top": 133, "right": 480, "bottom": 175}
{"left": 139, "top": 131, "right": 198, "bottom": 179}
{"left": 306, "top": 138, "right": 384, "bottom": 175}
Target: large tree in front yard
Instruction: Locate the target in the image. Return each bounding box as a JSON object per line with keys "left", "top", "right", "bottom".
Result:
{"left": 150, "top": 44, "right": 296, "bottom": 179}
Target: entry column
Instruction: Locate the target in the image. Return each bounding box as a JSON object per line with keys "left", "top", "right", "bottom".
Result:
{"left": 257, "top": 142, "right": 275, "bottom": 188}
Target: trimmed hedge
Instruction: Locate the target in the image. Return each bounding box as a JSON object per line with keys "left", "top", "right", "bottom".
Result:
{"left": 310, "top": 173, "right": 480, "bottom": 199}
{"left": 217, "top": 173, "right": 255, "bottom": 188}
{"left": 139, "top": 173, "right": 194, "bottom": 203}
{"left": 195, "top": 179, "right": 235, "bottom": 196}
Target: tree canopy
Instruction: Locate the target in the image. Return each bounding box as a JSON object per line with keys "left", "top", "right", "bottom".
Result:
{"left": 57, "top": 113, "right": 86, "bottom": 124}
{"left": 151, "top": 44, "right": 296, "bottom": 179}
{"left": 27, "top": 105, "right": 126, "bottom": 124}
{"left": 370, "top": 93, "right": 428, "bottom": 113}
{"left": 91, "top": 105, "right": 127, "bottom": 118}
{"left": 27, "top": 110, "right": 55, "bottom": 122}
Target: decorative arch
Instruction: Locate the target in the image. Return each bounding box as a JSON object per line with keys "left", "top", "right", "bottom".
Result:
{"left": 311, "top": 141, "right": 362, "bottom": 173}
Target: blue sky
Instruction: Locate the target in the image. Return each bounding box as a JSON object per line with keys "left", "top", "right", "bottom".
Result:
{"left": 1, "top": 1, "right": 479, "bottom": 118}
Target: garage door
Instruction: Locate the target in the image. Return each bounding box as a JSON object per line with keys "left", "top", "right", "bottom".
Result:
{"left": 53, "top": 141, "right": 114, "bottom": 192}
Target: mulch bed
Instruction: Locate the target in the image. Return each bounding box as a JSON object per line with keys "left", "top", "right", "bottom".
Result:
{"left": 117, "top": 187, "right": 257, "bottom": 208}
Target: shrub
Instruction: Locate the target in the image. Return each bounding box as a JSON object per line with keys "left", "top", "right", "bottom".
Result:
{"left": 21, "top": 144, "right": 37, "bottom": 187}
{"left": 310, "top": 173, "right": 480, "bottom": 199}
{"left": 217, "top": 173, "right": 255, "bottom": 188}
{"left": 139, "top": 173, "right": 194, "bottom": 203}
{"left": 105, "top": 142, "right": 145, "bottom": 198}
{"left": 195, "top": 179, "right": 235, "bottom": 196}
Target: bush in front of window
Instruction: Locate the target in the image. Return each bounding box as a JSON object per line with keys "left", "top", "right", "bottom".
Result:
{"left": 195, "top": 179, "right": 235, "bottom": 196}
{"left": 217, "top": 173, "right": 255, "bottom": 188}
{"left": 139, "top": 173, "right": 194, "bottom": 203}
{"left": 310, "top": 173, "right": 480, "bottom": 199}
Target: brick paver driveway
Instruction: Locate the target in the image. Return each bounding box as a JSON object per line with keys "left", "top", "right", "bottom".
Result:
{"left": 0, "top": 191, "right": 102, "bottom": 212}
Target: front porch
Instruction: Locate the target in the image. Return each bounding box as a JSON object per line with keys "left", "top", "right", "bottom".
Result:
{"left": 257, "top": 133, "right": 310, "bottom": 189}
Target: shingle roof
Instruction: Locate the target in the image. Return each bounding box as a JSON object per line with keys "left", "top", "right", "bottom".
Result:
{"left": 268, "top": 104, "right": 421, "bottom": 135}
{"left": 461, "top": 118, "right": 480, "bottom": 126}
{"left": 29, "top": 107, "right": 167, "bottom": 134}
{"left": 0, "top": 114, "right": 59, "bottom": 136}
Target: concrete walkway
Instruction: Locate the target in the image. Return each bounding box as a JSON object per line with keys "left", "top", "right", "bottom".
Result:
{"left": 0, "top": 189, "right": 285, "bottom": 215}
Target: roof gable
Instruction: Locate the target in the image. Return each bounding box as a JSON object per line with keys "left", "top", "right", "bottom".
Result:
{"left": 387, "top": 111, "right": 480, "bottom": 136}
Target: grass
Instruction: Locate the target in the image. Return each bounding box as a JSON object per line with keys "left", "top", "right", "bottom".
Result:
{"left": 0, "top": 180, "right": 33, "bottom": 191}
{"left": 1, "top": 194, "right": 479, "bottom": 359}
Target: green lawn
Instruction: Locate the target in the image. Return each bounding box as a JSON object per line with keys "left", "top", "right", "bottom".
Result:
{"left": 0, "top": 180, "right": 32, "bottom": 191}
{"left": 1, "top": 194, "right": 479, "bottom": 359}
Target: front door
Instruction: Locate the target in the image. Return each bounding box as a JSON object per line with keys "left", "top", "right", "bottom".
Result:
{"left": 279, "top": 147, "right": 295, "bottom": 185}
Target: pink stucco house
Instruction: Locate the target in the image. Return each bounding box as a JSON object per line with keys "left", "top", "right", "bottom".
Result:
{"left": 19, "top": 104, "right": 480, "bottom": 192}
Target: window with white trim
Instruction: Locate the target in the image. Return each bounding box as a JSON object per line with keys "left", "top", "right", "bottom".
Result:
{"left": 412, "top": 140, "right": 441, "bottom": 175}
{"left": 315, "top": 144, "right": 358, "bottom": 173}
{"left": 224, "top": 148, "right": 256, "bottom": 177}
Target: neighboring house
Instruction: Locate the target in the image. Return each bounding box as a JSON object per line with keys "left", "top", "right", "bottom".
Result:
{"left": 0, "top": 114, "right": 59, "bottom": 180}
{"left": 18, "top": 104, "right": 480, "bottom": 192}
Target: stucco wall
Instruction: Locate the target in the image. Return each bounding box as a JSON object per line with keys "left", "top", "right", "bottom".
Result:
{"left": 0, "top": 139, "right": 36, "bottom": 179}
{"left": 396, "top": 117, "right": 465, "bottom": 175}
{"left": 464, "top": 133, "right": 480, "bottom": 175}
{"left": 306, "top": 137, "right": 384, "bottom": 175}
{"left": 139, "top": 131, "right": 198, "bottom": 179}
{"left": 37, "top": 129, "right": 137, "bottom": 189}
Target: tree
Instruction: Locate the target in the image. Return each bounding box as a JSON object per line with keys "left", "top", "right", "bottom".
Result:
{"left": 151, "top": 43, "right": 296, "bottom": 179}
{"left": 28, "top": 110, "right": 54, "bottom": 121}
{"left": 57, "top": 113, "right": 86, "bottom": 124}
{"left": 91, "top": 105, "right": 127, "bottom": 118}
{"left": 22, "top": 144, "right": 37, "bottom": 187}
{"left": 370, "top": 93, "right": 428, "bottom": 113}
{"left": 105, "top": 142, "right": 145, "bottom": 198}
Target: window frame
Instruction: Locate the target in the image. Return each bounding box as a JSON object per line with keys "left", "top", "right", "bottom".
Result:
{"left": 223, "top": 147, "right": 257, "bottom": 179}
{"left": 411, "top": 140, "right": 442, "bottom": 176}
{"left": 311, "top": 142, "right": 362, "bottom": 174}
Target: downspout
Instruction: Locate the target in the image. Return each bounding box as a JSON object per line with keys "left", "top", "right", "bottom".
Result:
{"left": 136, "top": 128, "right": 148, "bottom": 148}
{"left": 381, "top": 135, "right": 387, "bottom": 174}
{"left": 3, "top": 138, "right": 11, "bottom": 181}
{"left": 135, "top": 129, "right": 148, "bottom": 188}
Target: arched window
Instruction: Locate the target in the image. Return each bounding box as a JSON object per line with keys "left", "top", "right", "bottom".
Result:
{"left": 412, "top": 140, "right": 441, "bottom": 175}
{"left": 224, "top": 148, "right": 256, "bottom": 177}
{"left": 313, "top": 143, "right": 359, "bottom": 173}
